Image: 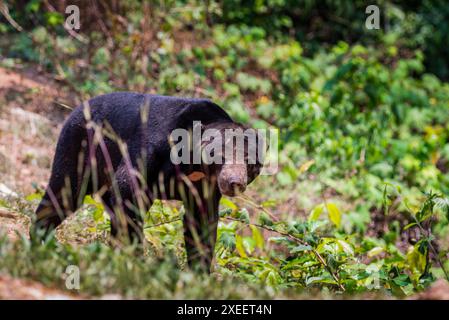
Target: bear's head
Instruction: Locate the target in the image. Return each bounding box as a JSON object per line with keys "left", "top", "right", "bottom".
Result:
{"left": 201, "top": 122, "right": 265, "bottom": 197}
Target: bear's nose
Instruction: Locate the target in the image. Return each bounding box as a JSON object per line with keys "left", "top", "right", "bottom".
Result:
{"left": 229, "top": 179, "right": 246, "bottom": 194}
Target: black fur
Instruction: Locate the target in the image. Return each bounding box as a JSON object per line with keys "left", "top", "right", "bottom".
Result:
{"left": 34, "top": 92, "right": 251, "bottom": 271}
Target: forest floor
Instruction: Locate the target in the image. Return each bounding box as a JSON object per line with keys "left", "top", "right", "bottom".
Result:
{"left": 0, "top": 65, "right": 80, "bottom": 299}
{"left": 0, "top": 65, "right": 448, "bottom": 299}
{"left": 0, "top": 273, "right": 79, "bottom": 300}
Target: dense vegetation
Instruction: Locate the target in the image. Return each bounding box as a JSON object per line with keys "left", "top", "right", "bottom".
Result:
{"left": 0, "top": 0, "right": 448, "bottom": 299}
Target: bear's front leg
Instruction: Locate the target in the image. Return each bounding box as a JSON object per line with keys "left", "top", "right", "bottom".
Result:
{"left": 182, "top": 185, "right": 221, "bottom": 273}
{"left": 105, "top": 163, "right": 150, "bottom": 245}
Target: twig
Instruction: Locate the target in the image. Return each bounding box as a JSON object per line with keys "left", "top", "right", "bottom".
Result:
{"left": 235, "top": 195, "right": 279, "bottom": 222}
{"left": 144, "top": 218, "right": 181, "bottom": 229}
{"left": 0, "top": 1, "right": 23, "bottom": 31}
{"left": 53, "top": 101, "right": 74, "bottom": 111}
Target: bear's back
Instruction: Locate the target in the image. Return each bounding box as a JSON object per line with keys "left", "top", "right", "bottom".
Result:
{"left": 66, "top": 92, "right": 232, "bottom": 143}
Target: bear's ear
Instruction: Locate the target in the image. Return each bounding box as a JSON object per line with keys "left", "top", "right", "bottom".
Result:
{"left": 177, "top": 100, "right": 233, "bottom": 129}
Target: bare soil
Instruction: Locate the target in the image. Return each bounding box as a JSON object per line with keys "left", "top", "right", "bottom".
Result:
{"left": 0, "top": 66, "right": 72, "bottom": 194}
{"left": 0, "top": 273, "right": 81, "bottom": 300}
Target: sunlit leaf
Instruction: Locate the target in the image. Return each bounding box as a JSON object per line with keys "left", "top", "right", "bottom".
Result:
{"left": 220, "top": 197, "right": 238, "bottom": 211}
{"left": 298, "top": 160, "right": 315, "bottom": 174}
{"left": 367, "top": 246, "right": 384, "bottom": 258}
{"left": 242, "top": 236, "right": 255, "bottom": 254}
{"left": 403, "top": 222, "right": 417, "bottom": 230}
{"left": 25, "top": 193, "right": 42, "bottom": 201}
{"left": 291, "top": 244, "right": 312, "bottom": 253}
{"left": 235, "top": 234, "right": 247, "bottom": 258}
{"left": 326, "top": 203, "right": 341, "bottom": 228}
{"left": 337, "top": 240, "right": 354, "bottom": 255}
{"left": 250, "top": 225, "right": 264, "bottom": 250}
{"left": 308, "top": 204, "right": 324, "bottom": 222}
{"left": 306, "top": 276, "right": 336, "bottom": 285}
{"left": 406, "top": 243, "right": 427, "bottom": 275}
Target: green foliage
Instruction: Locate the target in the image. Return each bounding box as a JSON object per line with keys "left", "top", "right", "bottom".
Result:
{"left": 218, "top": 0, "right": 449, "bottom": 80}
{"left": 0, "top": 231, "right": 280, "bottom": 299}
{"left": 214, "top": 193, "right": 447, "bottom": 295}
{"left": 0, "top": 0, "right": 449, "bottom": 298}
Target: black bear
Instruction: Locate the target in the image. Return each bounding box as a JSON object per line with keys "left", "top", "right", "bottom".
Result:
{"left": 35, "top": 92, "right": 263, "bottom": 271}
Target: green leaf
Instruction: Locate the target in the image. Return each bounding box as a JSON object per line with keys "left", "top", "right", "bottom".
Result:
{"left": 250, "top": 225, "right": 264, "bottom": 250}
{"left": 298, "top": 160, "right": 315, "bottom": 174}
{"left": 326, "top": 203, "right": 341, "bottom": 228}
{"left": 83, "top": 195, "right": 100, "bottom": 206}
{"left": 220, "top": 198, "right": 238, "bottom": 211}
{"left": 242, "top": 237, "right": 255, "bottom": 254}
{"left": 337, "top": 240, "right": 354, "bottom": 255}
{"left": 45, "top": 12, "right": 64, "bottom": 26}
{"left": 306, "top": 276, "right": 336, "bottom": 286}
{"left": 367, "top": 246, "right": 384, "bottom": 258}
{"left": 218, "top": 231, "right": 235, "bottom": 250}
{"left": 236, "top": 209, "right": 250, "bottom": 224}
{"left": 291, "top": 244, "right": 312, "bottom": 253}
{"left": 308, "top": 204, "right": 324, "bottom": 222}
{"left": 25, "top": 193, "right": 43, "bottom": 201}
{"left": 268, "top": 236, "right": 291, "bottom": 245}
{"left": 403, "top": 222, "right": 417, "bottom": 230}
{"left": 259, "top": 212, "right": 273, "bottom": 226}
{"left": 235, "top": 234, "right": 247, "bottom": 258}
{"left": 219, "top": 208, "right": 233, "bottom": 217}
{"left": 406, "top": 243, "right": 427, "bottom": 275}
{"left": 392, "top": 274, "right": 411, "bottom": 287}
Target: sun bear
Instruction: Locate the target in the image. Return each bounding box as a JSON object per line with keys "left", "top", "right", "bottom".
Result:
{"left": 34, "top": 92, "right": 264, "bottom": 272}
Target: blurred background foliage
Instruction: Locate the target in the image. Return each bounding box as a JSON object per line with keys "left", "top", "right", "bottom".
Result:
{"left": 0, "top": 0, "right": 449, "bottom": 298}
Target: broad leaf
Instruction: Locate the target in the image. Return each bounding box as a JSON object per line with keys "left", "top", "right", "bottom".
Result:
{"left": 326, "top": 203, "right": 341, "bottom": 228}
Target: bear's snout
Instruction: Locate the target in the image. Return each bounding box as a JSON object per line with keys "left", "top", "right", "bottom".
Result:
{"left": 218, "top": 164, "right": 247, "bottom": 197}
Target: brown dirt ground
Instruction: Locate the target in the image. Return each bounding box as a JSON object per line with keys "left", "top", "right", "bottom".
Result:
{"left": 0, "top": 66, "right": 73, "bottom": 194}
{"left": 0, "top": 207, "right": 30, "bottom": 240}
{"left": 0, "top": 208, "right": 82, "bottom": 300}
{"left": 411, "top": 279, "right": 449, "bottom": 300}
{"left": 0, "top": 66, "right": 84, "bottom": 299}
{"left": 0, "top": 274, "right": 80, "bottom": 300}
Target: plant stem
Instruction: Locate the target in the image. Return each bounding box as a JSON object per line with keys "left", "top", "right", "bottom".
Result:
{"left": 405, "top": 200, "right": 449, "bottom": 282}
{"left": 413, "top": 218, "right": 449, "bottom": 282}
{"left": 235, "top": 195, "right": 279, "bottom": 222}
